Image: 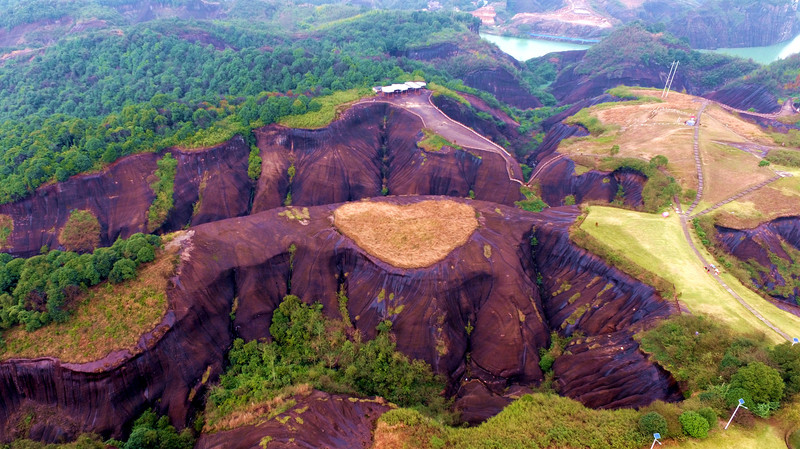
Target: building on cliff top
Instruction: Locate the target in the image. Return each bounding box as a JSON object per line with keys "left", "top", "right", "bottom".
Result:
{"left": 373, "top": 81, "right": 427, "bottom": 95}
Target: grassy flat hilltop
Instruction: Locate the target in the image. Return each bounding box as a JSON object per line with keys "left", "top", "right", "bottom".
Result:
{"left": 559, "top": 88, "right": 789, "bottom": 214}
{"left": 581, "top": 206, "right": 800, "bottom": 344}
{"left": 334, "top": 200, "right": 478, "bottom": 269}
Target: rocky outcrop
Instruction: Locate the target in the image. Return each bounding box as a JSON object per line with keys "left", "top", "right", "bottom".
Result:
{"left": 527, "top": 123, "right": 587, "bottom": 167}
{"left": 0, "top": 137, "right": 252, "bottom": 257}
{"left": 0, "top": 102, "right": 522, "bottom": 257}
{"left": 0, "top": 198, "right": 678, "bottom": 442}
{"left": 705, "top": 85, "right": 781, "bottom": 114}
{"left": 524, "top": 94, "right": 647, "bottom": 210}
{"left": 462, "top": 67, "right": 543, "bottom": 109}
{"left": 252, "top": 102, "right": 522, "bottom": 212}
{"left": 553, "top": 333, "right": 681, "bottom": 408}
{"left": 392, "top": 42, "right": 460, "bottom": 61}
{"left": 526, "top": 94, "right": 619, "bottom": 166}
{"left": 550, "top": 65, "right": 690, "bottom": 105}
{"left": 195, "top": 390, "right": 391, "bottom": 449}
{"left": 533, "top": 157, "right": 644, "bottom": 209}
{"left": 716, "top": 216, "right": 800, "bottom": 307}
{"left": 533, "top": 208, "right": 680, "bottom": 407}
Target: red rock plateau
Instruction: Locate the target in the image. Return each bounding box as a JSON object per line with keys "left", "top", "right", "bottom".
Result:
{"left": 0, "top": 95, "right": 685, "bottom": 444}
{"left": 0, "top": 195, "right": 680, "bottom": 442}
{"left": 0, "top": 102, "right": 521, "bottom": 257}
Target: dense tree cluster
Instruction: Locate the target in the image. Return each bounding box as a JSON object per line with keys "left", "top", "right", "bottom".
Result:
{"left": 640, "top": 315, "right": 800, "bottom": 418}
{"left": 0, "top": 12, "right": 487, "bottom": 203}
{"left": 0, "top": 233, "right": 160, "bottom": 335}
{"left": 207, "top": 295, "right": 447, "bottom": 427}
{"left": 0, "top": 12, "right": 475, "bottom": 121}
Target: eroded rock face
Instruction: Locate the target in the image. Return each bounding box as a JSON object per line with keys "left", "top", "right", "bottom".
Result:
{"left": 551, "top": 65, "right": 690, "bottom": 105}
{"left": 392, "top": 42, "right": 460, "bottom": 61}
{"left": 0, "top": 102, "right": 522, "bottom": 257}
{"left": 0, "top": 137, "right": 251, "bottom": 257}
{"left": 533, "top": 157, "right": 644, "bottom": 209}
{"left": 716, "top": 217, "right": 800, "bottom": 308}
{"left": 706, "top": 85, "right": 781, "bottom": 114}
{"left": 0, "top": 198, "right": 678, "bottom": 442}
{"left": 252, "top": 103, "right": 522, "bottom": 212}
{"left": 195, "top": 390, "right": 391, "bottom": 449}
{"left": 533, "top": 208, "right": 680, "bottom": 407}
{"left": 462, "top": 67, "right": 543, "bottom": 110}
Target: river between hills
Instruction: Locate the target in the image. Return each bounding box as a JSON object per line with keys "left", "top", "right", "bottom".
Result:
{"left": 481, "top": 32, "right": 800, "bottom": 65}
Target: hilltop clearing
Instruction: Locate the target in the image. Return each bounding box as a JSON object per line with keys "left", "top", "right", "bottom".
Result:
{"left": 555, "top": 88, "right": 783, "bottom": 209}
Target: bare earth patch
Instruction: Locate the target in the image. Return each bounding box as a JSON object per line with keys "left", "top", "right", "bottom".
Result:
{"left": 334, "top": 200, "right": 477, "bottom": 269}
{"left": 0, "top": 242, "right": 180, "bottom": 363}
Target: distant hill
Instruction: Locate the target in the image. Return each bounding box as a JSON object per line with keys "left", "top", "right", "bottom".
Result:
{"left": 492, "top": 0, "right": 800, "bottom": 50}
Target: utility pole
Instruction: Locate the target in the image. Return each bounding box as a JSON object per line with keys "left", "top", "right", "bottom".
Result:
{"left": 662, "top": 61, "right": 679, "bottom": 99}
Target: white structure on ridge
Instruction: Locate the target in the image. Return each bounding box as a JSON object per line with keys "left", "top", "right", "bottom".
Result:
{"left": 372, "top": 81, "right": 428, "bottom": 95}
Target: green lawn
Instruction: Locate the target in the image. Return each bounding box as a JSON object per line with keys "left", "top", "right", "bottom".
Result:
{"left": 581, "top": 206, "right": 800, "bottom": 344}
{"left": 671, "top": 422, "right": 784, "bottom": 449}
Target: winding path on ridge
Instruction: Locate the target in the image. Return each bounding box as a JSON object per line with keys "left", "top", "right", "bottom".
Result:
{"left": 679, "top": 101, "right": 792, "bottom": 342}
{"left": 358, "top": 91, "right": 524, "bottom": 185}
{"left": 527, "top": 153, "right": 566, "bottom": 187}
{"left": 711, "top": 97, "right": 798, "bottom": 120}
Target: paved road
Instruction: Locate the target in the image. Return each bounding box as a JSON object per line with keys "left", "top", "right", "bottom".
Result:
{"left": 679, "top": 101, "right": 792, "bottom": 341}
{"left": 678, "top": 214, "right": 791, "bottom": 341}
{"left": 691, "top": 174, "right": 783, "bottom": 218}
{"left": 361, "top": 92, "right": 524, "bottom": 185}
{"left": 527, "top": 153, "right": 566, "bottom": 186}
{"left": 685, "top": 101, "right": 708, "bottom": 216}
{"left": 711, "top": 97, "right": 797, "bottom": 119}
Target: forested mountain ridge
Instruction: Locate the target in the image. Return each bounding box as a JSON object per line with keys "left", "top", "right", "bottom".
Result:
{"left": 0, "top": 10, "right": 513, "bottom": 203}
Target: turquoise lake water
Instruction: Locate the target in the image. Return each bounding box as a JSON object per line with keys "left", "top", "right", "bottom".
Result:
{"left": 482, "top": 32, "right": 800, "bottom": 65}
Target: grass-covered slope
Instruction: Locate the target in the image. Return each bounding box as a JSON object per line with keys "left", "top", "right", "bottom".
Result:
{"left": 0, "top": 243, "right": 174, "bottom": 363}
{"left": 580, "top": 206, "right": 800, "bottom": 343}
{"left": 0, "top": 232, "right": 168, "bottom": 358}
